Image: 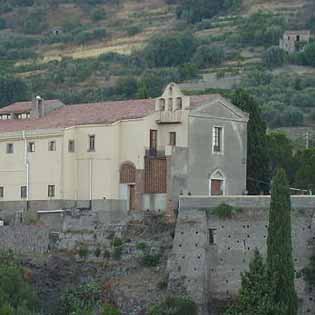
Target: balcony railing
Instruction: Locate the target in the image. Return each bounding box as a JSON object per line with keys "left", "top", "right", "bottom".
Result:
{"left": 157, "top": 110, "right": 183, "bottom": 124}
{"left": 145, "top": 147, "right": 166, "bottom": 158}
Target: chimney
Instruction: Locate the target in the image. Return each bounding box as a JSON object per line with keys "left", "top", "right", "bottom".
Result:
{"left": 31, "top": 96, "right": 44, "bottom": 118}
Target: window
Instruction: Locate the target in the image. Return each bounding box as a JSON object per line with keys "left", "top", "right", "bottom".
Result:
{"left": 0, "top": 186, "right": 4, "bottom": 198}
{"left": 28, "top": 142, "right": 35, "bottom": 152}
{"left": 209, "top": 228, "right": 217, "bottom": 245}
{"left": 68, "top": 140, "right": 75, "bottom": 153}
{"left": 159, "top": 98, "right": 165, "bottom": 111}
{"left": 88, "top": 135, "right": 95, "bottom": 152}
{"left": 48, "top": 185, "right": 55, "bottom": 198}
{"left": 68, "top": 140, "right": 75, "bottom": 152}
{"left": 6, "top": 143, "right": 14, "bottom": 154}
{"left": 21, "top": 186, "right": 27, "bottom": 199}
{"left": 212, "top": 126, "right": 223, "bottom": 153}
{"left": 169, "top": 132, "right": 176, "bottom": 146}
{"left": 176, "top": 97, "right": 182, "bottom": 110}
{"left": 48, "top": 141, "right": 56, "bottom": 151}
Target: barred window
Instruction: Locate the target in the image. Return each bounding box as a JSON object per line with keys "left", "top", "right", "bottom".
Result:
{"left": 48, "top": 185, "right": 55, "bottom": 198}
{"left": 21, "top": 186, "right": 27, "bottom": 199}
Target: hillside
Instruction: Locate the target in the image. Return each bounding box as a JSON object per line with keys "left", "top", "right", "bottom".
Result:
{"left": 1, "top": 0, "right": 315, "bottom": 135}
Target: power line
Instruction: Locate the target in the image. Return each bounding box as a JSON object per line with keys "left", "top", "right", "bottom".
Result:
{"left": 247, "top": 177, "right": 311, "bottom": 194}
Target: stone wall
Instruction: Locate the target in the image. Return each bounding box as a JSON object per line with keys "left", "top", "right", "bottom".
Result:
{"left": 0, "top": 225, "right": 50, "bottom": 254}
{"left": 168, "top": 196, "right": 315, "bottom": 315}
{"left": 0, "top": 199, "right": 127, "bottom": 224}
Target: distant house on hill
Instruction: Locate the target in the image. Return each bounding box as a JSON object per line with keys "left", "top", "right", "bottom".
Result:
{"left": 50, "top": 27, "right": 63, "bottom": 36}
{"left": 0, "top": 83, "right": 248, "bottom": 218}
{"left": 279, "top": 30, "right": 312, "bottom": 53}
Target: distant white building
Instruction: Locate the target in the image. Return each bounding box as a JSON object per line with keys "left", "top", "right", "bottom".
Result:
{"left": 279, "top": 30, "right": 311, "bottom": 53}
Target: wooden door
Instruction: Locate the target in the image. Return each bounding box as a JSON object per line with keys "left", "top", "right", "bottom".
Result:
{"left": 129, "top": 185, "right": 136, "bottom": 211}
{"left": 211, "top": 179, "right": 223, "bottom": 196}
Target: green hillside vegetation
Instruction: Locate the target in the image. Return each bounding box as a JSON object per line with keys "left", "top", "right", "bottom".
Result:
{"left": 0, "top": 0, "right": 315, "bottom": 130}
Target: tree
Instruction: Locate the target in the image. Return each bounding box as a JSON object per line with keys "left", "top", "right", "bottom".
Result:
{"left": 176, "top": 0, "right": 239, "bottom": 23}
{"left": 267, "top": 132, "right": 296, "bottom": 182}
{"left": 0, "top": 76, "right": 28, "bottom": 108}
{"left": 294, "top": 148, "right": 315, "bottom": 194}
{"left": 0, "top": 250, "right": 38, "bottom": 315}
{"left": 192, "top": 45, "right": 225, "bottom": 68}
{"left": 267, "top": 169, "right": 298, "bottom": 315}
{"left": 232, "top": 89, "right": 270, "bottom": 194}
{"left": 143, "top": 32, "right": 196, "bottom": 67}
{"left": 302, "top": 43, "right": 315, "bottom": 67}
{"left": 225, "top": 250, "right": 276, "bottom": 315}
{"left": 263, "top": 46, "right": 287, "bottom": 68}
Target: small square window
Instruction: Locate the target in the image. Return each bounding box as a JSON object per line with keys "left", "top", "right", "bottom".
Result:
{"left": 68, "top": 140, "right": 75, "bottom": 153}
{"left": 48, "top": 141, "right": 56, "bottom": 151}
{"left": 28, "top": 142, "right": 35, "bottom": 153}
{"left": 88, "top": 135, "right": 95, "bottom": 152}
{"left": 48, "top": 185, "right": 55, "bottom": 198}
{"left": 6, "top": 143, "right": 14, "bottom": 154}
{"left": 169, "top": 132, "right": 176, "bottom": 146}
{"left": 0, "top": 186, "right": 4, "bottom": 198}
{"left": 21, "top": 186, "right": 27, "bottom": 199}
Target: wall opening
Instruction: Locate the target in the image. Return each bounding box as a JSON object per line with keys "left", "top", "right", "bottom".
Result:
{"left": 209, "top": 228, "right": 216, "bottom": 245}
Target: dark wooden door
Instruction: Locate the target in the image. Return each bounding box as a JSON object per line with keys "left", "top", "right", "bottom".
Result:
{"left": 211, "top": 179, "right": 223, "bottom": 195}
{"left": 129, "top": 185, "right": 136, "bottom": 210}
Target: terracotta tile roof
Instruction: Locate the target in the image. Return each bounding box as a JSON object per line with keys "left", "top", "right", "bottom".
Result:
{"left": 0, "top": 95, "right": 225, "bottom": 133}
{"left": 0, "top": 100, "right": 62, "bottom": 114}
{"left": 0, "top": 99, "right": 156, "bottom": 133}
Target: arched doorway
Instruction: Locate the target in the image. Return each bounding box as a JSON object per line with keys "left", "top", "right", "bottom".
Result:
{"left": 209, "top": 169, "right": 225, "bottom": 196}
{"left": 120, "top": 162, "right": 136, "bottom": 210}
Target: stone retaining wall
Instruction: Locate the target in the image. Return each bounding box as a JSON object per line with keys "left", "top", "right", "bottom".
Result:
{"left": 168, "top": 196, "right": 315, "bottom": 315}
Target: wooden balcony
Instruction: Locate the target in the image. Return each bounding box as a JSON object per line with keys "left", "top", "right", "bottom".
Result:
{"left": 156, "top": 110, "right": 183, "bottom": 124}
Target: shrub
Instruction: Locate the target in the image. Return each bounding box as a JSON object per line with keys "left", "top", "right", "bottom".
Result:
{"left": 136, "top": 242, "right": 147, "bottom": 251}
{"left": 211, "top": 203, "right": 242, "bottom": 219}
{"left": 112, "top": 247, "right": 122, "bottom": 260}
{"left": 91, "top": 8, "right": 106, "bottom": 21}
{"left": 301, "top": 43, "right": 315, "bottom": 67}
{"left": 0, "top": 250, "right": 39, "bottom": 314}
{"left": 126, "top": 25, "right": 142, "bottom": 36}
{"left": 149, "top": 296, "right": 198, "bottom": 315}
{"left": 78, "top": 244, "right": 89, "bottom": 259}
{"left": 143, "top": 32, "right": 196, "bottom": 67}
{"left": 101, "top": 304, "right": 121, "bottom": 315}
{"left": 0, "top": 17, "right": 6, "bottom": 30}
{"left": 192, "top": 45, "right": 225, "bottom": 68}
{"left": 142, "top": 253, "right": 161, "bottom": 267}
{"left": 263, "top": 46, "right": 287, "bottom": 68}
{"left": 20, "top": 9, "right": 47, "bottom": 34}
{"left": 95, "top": 247, "right": 101, "bottom": 258}
{"left": 112, "top": 238, "right": 123, "bottom": 248}
{"left": 59, "top": 282, "right": 101, "bottom": 315}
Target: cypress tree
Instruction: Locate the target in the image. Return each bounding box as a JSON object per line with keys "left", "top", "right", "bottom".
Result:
{"left": 225, "top": 250, "right": 275, "bottom": 315}
{"left": 232, "top": 89, "right": 270, "bottom": 194}
{"left": 267, "top": 168, "right": 297, "bottom": 315}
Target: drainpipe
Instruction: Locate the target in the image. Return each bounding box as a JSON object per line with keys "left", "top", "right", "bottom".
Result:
{"left": 89, "top": 159, "right": 93, "bottom": 210}
{"left": 22, "top": 131, "right": 29, "bottom": 209}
